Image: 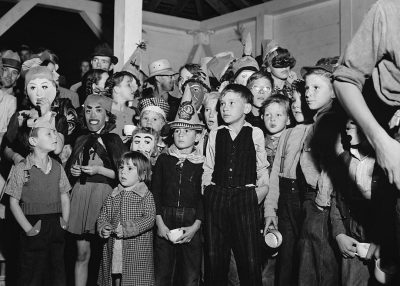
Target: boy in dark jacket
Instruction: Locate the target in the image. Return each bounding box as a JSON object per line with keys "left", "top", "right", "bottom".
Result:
{"left": 152, "top": 99, "right": 205, "bottom": 286}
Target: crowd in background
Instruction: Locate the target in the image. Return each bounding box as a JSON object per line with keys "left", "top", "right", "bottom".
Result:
{"left": 1, "top": 0, "right": 400, "bottom": 285}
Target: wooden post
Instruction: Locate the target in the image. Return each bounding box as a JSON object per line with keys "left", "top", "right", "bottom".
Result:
{"left": 114, "top": 0, "right": 143, "bottom": 71}
{"left": 0, "top": 0, "right": 37, "bottom": 37}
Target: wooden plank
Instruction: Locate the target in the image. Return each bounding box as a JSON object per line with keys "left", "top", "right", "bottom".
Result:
{"left": 205, "top": 0, "right": 230, "bottom": 15}
{"left": 37, "top": 0, "right": 102, "bottom": 13}
{"left": 143, "top": 10, "right": 200, "bottom": 31}
{"left": 0, "top": 0, "right": 37, "bottom": 37}
{"left": 195, "top": 0, "right": 203, "bottom": 19}
{"left": 201, "top": 0, "right": 332, "bottom": 30}
{"left": 174, "top": 0, "right": 190, "bottom": 15}
{"left": 79, "top": 11, "right": 101, "bottom": 38}
{"left": 231, "top": 0, "right": 249, "bottom": 9}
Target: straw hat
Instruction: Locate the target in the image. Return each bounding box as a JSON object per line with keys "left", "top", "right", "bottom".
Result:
{"left": 148, "top": 59, "right": 177, "bottom": 78}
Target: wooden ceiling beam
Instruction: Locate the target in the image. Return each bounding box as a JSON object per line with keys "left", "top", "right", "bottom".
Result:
{"left": 194, "top": 0, "right": 203, "bottom": 19}
{"left": 0, "top": 0, "right": 37, "bottom": 37}
{"left": 174, "top": 0, "right": 190, "bottom": 15}
{"left": 205, "top": 0, "right": 230, "bottom": 15}
{"left": 231, "top": 0, "right": 250, "bottom": 9}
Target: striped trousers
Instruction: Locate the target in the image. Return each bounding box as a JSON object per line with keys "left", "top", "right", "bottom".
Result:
{"left": 204, "top": 185, "right": 262, "bottom": 286}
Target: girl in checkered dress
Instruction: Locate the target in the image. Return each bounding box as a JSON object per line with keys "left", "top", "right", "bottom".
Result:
{"left": 97, "top": 151, "right": 156, "bottom": 286}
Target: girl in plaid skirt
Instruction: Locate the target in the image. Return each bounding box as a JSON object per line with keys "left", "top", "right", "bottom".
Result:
{"left": 97, "top": 151, "right": 156, "bottom": 286}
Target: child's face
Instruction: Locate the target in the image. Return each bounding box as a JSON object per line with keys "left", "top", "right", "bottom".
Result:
{"left": 140, "top": 110, "right": 165, "bottom": 132}
{"left": 173, "top": 128, "right": 199, "bottom": 152}
{"left": 204, "top": 99, "right": 219, "bottom": 131}
{"left": 345, "top": 119, "right": 365, "bottom": 146}
{"left": 130, "top": 132, "right": 156, "bottom": 158}
{"left": 268, "top": 66, "right": 290, "bottom": 81}
{"left": 291, "top": 91, "right": 305, "bottom": 123}
{"left": 220, "top": 92, "right": 250, "bottom": 126}
{"left": 250, "top": 77, "right": 272, "bottom": 108}
{"left": 118, "top": 159, "right": 140, "bottom": 187}
{"left": 263, "top": 102, "right": 289, "bottom": 136}
{"left": 305, "top": 74, "right": 333, "bottom": 111}
{"left": 27, "top": 78, "right": 57, "bottom": 107}
{"left": 30, "top": 127, "right": 58, "bottom": 152}
{"left": 234, "top": 70, "right": 255, "bottom": 86}
{"left": 115, "top": 76, "right": 135, "bottom": 101}
{"left": 84, "top": 102, "right": 108, "bottom": 132}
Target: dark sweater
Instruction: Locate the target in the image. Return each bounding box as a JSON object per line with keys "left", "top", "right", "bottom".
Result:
{"left": 152, "top": 153, "right": 204, "bottom": 221}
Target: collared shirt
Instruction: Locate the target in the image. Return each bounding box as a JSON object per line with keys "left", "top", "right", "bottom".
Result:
{"left": 0, "top": 90, "right": 16, "bottom": 133}
{"left": 264, "top": 124, "right": 311, "bottom": 217}
{"left": 334, "top": 0, "right": 400, "bottom": 107}
{"left": 202, "top": 122, "right": 269, "bottom": 196}
{"left": 5, "top": 154, "right": 71, "bottom": 200}
{"left": 348, "top": 148, "right": 375, "bottom": 199}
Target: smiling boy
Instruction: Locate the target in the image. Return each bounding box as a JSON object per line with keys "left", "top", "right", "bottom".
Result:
{"left": 202, "top": 83, "right": 269, "bottom": 286}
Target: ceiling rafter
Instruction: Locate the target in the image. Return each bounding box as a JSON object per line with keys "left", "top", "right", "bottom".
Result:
{"left": 205, "top": 0, "right": 230, "bottom": 15}
{"left": 194, "top": 0, "right": 203, "bottom": 19}
{"left": 148, "top": 0, "right": 163, "bottom": 11}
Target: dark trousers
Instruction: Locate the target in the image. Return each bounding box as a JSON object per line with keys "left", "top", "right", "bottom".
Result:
{"left": 298, "top": 199, "right": 339, "bottom": 286}
{"left": 155, "top": 207, "right": 202, "bottom": 286}
{"left": 276, "top": 178, "right": 302, "bottom": 286}
{"left": 18, "top": 213, "right": 66, "bottom": 286}
{"left": 204, "top": 185, "right": 261, "bottom": 286}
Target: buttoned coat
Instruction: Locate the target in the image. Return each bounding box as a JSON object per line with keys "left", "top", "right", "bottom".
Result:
{"left": 97, "top": 182, "right": 156, "bottom": 286}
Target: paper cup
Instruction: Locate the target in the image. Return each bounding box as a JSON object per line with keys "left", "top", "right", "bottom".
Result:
{"left": 123, "top": 124, "right": 136, "bottom": 136}
{"left": 264, "top": 229, "right": 283, "bottom": 248}
{"left": 356, "top": 243, "right": 370, "bottom": 259}
{"left": 374, "top": 258, "right": 397, "bottom": 284}
{"left": 168, "top": 228, "right": 183, "bottom": 243}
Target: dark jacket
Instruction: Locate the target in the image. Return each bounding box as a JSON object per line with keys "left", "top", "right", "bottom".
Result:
{"left": 151, "top": 153, "right": 204, "bottom": 221}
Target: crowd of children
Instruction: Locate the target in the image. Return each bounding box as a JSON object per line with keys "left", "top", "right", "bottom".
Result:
{"left": 1, "top": 0, "right": 400, "bottom": 285}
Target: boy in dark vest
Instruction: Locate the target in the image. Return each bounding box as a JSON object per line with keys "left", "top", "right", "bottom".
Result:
{"left": 202, "top": 83, "right": 269, "bottom": 286}
{"left": 5, "top": 112, "right": 71, "bottom": 286}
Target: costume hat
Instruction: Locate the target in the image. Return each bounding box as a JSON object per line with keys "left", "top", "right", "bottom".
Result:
{"left": 232, "top": 32, "right": 259, "bottom": 78}
{"left": 300, "top": 56, "right": 339, "bottom": 78}
{"left": 91, "top": 43, "right": 118, "bottom": 65}
{"left": 169, "top": 86, "right": 204, "bottom": 130}
{"left": 148, "top": 59, "right": 177, "bottom": 78}
{"left": 261, "top": 39, "right": 279, "bottom": 63}
{"left": 2, "top": 50, "right": 21, "bottom": 71}
{"left": 206, "top": 51, "right": 235, "bottom": 82}
{"left": 138, "top": 97, "right": 169, "bottom": 120}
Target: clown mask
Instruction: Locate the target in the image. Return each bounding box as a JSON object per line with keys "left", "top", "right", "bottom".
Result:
{"left": 187, "top": 81, "right": 207, "bottom": 111}
{"left": 130, "top": 132, "right": 156, "bottom": 158}
{"left": 26, "top": 78, "right": 57, "bottom": 107}
{"left": 84, "top": 101, "right": 108, "bottom": 132}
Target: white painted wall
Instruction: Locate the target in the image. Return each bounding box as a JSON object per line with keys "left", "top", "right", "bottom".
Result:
{"left": 133, "top": 0, "right": 377, "bottom": 76}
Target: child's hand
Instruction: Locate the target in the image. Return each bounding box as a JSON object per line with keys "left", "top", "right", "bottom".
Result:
{"left": 264, "top": 216, "right": 278, "bottom": 233}
{"left": 101, "top": 225, "right": 112, "bottom": 239}
{"left": 114, "top": 223, "right": 123, "bottom": 238}
{"left": 176, "top": 222, "right": 201, "bottom": 244}
{"left": 36, "top": 97, "right": 52, "bottom": 115}
{"left": 81, "top": 165, "right": 99, "bottom": 176}
{"left": 336, "top": 233, "right": 358, "bottom": 258}
{"left": 70, "top": 164, "right": 81, "bottom": 176}
{"left": 156, "top": 221, "right": 170, "bottom": 240}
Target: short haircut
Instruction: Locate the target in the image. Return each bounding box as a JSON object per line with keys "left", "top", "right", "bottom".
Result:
{"left": 246, "top": 71, "right": 274, "bottom": 89}
{"left": 81, "top": 69, "right": 108, "bottom": 98}
{"left": 21, "top": 126, "right": 39, "bottom": 152}
{"left": 260, "top": 93, "right": 290, "bottom": 116}
{"left": 105, "top": 71, "right": 138, "bottom": 91}
{"left": 220, "top": 83, "right": 253, "bottom": 105}
{"left": 120, "top": 151, "right": 152, "bottom": 184}
{"left": 303, "top": 68, "right": 333, "bottom": 82}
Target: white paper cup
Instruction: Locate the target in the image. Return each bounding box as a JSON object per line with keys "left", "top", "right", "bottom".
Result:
{"left": 356, "top": 242, "right": 370, "bottom": 259}
{"left": 264, "top": 229, "right": 283, "bottom": 248}
{"left": 374, "top": 258, "right": 397, "bottom": 284}
{"left": 168, "top": 228, "right": 183, "bottom": 243}
{"left": 123, "top": 124, "right": 136, "bottom": 136}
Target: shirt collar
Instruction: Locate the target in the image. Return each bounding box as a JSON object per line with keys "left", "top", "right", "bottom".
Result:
{"left": 25, "top": 153, "right": 52, "bottom": 174}
{"left": 112, "top": 182, "right": 148, "bottom": 198}
{"left": 313, "top": 100, "right": 333, "bottom": 122}
{"left": 218, "top": 121, "right": 252, "bottom": 132}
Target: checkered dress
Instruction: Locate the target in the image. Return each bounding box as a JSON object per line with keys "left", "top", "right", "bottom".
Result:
{"left": 97, "top": 183, "right": 156, "bottom": 286}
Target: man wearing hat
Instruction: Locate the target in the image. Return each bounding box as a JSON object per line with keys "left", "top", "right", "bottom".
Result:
{"left": 0, "top": 50, "right": 20, "bottom": 146}
{"left": 91, "top": 43, "right": 118, "bottom": 72}
{"left": 146, "top": 59, "right": 179, "bottom": 121}
{"left": 1, "top": 50, "right": 21, "bottom": 94}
